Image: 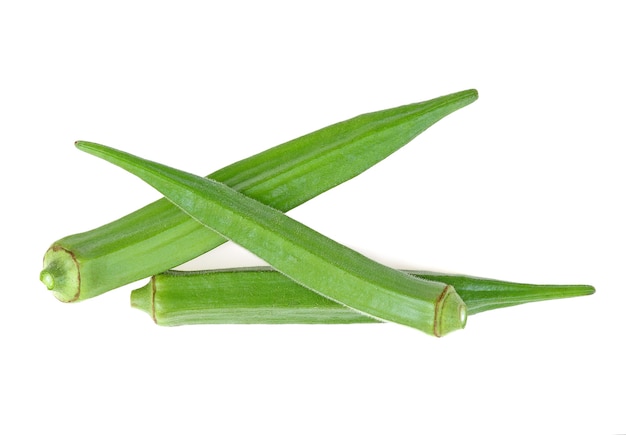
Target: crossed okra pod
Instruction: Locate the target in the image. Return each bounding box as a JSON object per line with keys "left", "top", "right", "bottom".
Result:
{"left": 41, "top": 90, "right": 594, "bottom": 337}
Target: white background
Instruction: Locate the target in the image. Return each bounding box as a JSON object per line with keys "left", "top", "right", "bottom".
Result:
{"left": 1, "top": 2, "right": 624, "bottom": 434}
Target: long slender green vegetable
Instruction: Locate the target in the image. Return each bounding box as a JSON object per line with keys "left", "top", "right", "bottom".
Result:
{"left": 131, "top": 267, "right": 595, "bottom": 325}
{"left": 41, "top": 90, "right": 478, "bottom": 302}
{"left": 76, "top": 142, "right": 468, "bottom": 336}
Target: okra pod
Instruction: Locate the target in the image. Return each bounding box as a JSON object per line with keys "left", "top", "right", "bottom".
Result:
{"left": 41, "top": 90, "right": 478, "bottom": 302}
{"left": 130, "top": 267, "right": 595, "bottom": 325}
{"left": 76, "top": 142, "right": 468, "bottom": 336}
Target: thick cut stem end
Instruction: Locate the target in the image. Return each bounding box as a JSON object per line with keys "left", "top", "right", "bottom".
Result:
{"left": 434, "top": 285, "right": 467, "bottom": 337}
{"left": 40, "top": 246, "right": 81, "bottom": 302}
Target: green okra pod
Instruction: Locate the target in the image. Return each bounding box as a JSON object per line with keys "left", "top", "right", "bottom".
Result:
{"left": 130, "top": 267, "right": 595, "bottom": 325}
{"left": 76, "top": 142, "right": 468, "bottom": 336}
{"left": 41, "top": 90, "right": 478, "bottom": 302}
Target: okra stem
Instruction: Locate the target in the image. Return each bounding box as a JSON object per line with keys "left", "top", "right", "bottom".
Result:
{"left": 41, "top": 90, "right": 478, "bottom": 302}
{"left": 130, "top": 267, "right": 595, "bottom": 325}
{"left": 76, "top": 142, "right": 467, "bottom": 336}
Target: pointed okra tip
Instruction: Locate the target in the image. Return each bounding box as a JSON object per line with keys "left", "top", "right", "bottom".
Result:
{"left": 75, "top": 140, "right": 114, "bottom": 157}
{"left": 75, "top": 140, "right": 102, "bottom": 153}
{"left": 444, "top": 88, "right": 478, "bottom": 106}
{"left": 459, "top": 88, "right": 478, "bottom": 101}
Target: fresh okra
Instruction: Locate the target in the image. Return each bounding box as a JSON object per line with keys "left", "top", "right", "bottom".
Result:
{"left": 76, "top": 142, "right": 468, "bottom": 336}
{"left": 131, "top": 267, "right": 595, "bottom": 325}
{"left": 41, "top": 90, "right": 478, "bottom": 302}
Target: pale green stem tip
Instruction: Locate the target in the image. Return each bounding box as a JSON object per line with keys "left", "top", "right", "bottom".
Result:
{"left": 130, "top": 283, "right": 154, "bottom": 320}
{"left": 40, "top": 270, "right": 55, "bottom": 290}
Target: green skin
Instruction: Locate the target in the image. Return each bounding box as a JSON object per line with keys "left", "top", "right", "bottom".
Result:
{"left": 75, "top": 142, "right": 468, "bottom": 337}
{"left": 131, "top": 268, "right": 595, "bottom": 325}
{"left": 41, "top": 90, "right": 478, "bottom": 302}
